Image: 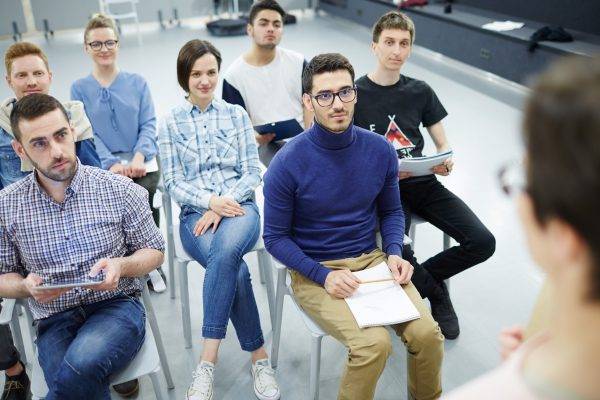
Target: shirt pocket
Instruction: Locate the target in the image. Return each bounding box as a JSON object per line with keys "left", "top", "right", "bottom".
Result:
{"left": 213, "top": 128, "right": 238, "bottom": 161}
{"left": 174, "top": 135, "right": 202, "bottom": 180}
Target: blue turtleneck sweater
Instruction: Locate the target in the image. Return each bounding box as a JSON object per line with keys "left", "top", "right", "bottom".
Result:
{"left": 263, "top": 122, "right": 405, "bottom": 285}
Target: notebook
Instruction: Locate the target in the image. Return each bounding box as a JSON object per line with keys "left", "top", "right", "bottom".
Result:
{"left": 398, "top": 150, "right": 453, "bottom": 177}
{"left": 254, "top": 119, "right": 304, "bottom": 142}
{"left": 345, "top": 262, "right": 421, "bottom": 328}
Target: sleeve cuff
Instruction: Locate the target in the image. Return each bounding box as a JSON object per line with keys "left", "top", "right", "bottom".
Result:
{"left": 314, "top": 264, "right": 331, "bottom": 286}
{"left": 385, "top": 243, "right": 403, "bottom": 258}
{"left": 199, "top": 193, "right": 212, "bottom": 210}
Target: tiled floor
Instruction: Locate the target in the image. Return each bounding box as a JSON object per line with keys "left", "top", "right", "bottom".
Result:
{"left": 0, "top": 9, "right": 542, "bottom": 400}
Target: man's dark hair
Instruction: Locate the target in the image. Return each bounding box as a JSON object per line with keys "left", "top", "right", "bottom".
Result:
{"left": 248, "top": 0, "right": 285, "bottom": 25}
{"left": 10, "top": 93, "right": 69, "bottom": 142}
{"left": 524, "top": 55, "right": 600, "bottom": 300}
{"left": 177, "top": 39, "right": 222, "bottom": 93}
{"left": 302, "top": 53, "right": 355, "bottom": 94}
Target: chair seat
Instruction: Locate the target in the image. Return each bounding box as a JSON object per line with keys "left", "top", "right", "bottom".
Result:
{"left": 287, "top": 289, "right": 326, "bottom": 337}
{"left": 30, "top": 323, "right": 161, "bottom": 397}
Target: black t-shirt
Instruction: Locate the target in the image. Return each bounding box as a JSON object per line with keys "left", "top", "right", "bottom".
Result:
{"left": 354, "top": 74, "right": 447, "bottom": 159}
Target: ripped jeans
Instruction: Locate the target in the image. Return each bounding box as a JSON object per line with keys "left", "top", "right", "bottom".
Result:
{"left": 35, "top": 294, "right": 146, "bottom": 400}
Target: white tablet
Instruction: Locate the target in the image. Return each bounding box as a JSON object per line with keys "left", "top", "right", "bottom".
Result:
{"left": 37, "top": 278, "right": 103, "bottom": 290}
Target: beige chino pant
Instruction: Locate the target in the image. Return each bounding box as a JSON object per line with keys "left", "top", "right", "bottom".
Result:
{"left": 290, "top": 249, "right": 444, "bottom": 400}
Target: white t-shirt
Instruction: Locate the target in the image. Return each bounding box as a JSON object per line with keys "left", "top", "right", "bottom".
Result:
{"left": 221, "top": 47, "right": 306, "bottom": 127}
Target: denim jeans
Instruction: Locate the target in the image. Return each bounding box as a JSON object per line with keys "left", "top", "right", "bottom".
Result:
{"left": 179, "top": 201, "right": 264, "bottom": 351}
{"left": 35, "top": 294, "right": 146, "bottom": 400}
{"left": 400, "top": 176, "right": 496, "bottom": 297}
{"left": 0, "top": 128, "right": 27, "bottom": 189}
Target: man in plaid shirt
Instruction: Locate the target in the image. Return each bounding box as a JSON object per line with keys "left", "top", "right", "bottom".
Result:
{"left": 0, "top": 94, "right": 165, "bottom": 400}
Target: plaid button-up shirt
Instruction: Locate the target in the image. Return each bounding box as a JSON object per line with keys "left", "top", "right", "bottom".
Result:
{"left": 0, "top": 163, "right": 165, "bottom": 320}
{"left": 158, "top": 98, "right": 261, "bottom": 211}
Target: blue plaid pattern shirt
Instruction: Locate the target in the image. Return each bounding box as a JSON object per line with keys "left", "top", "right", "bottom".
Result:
{"left": 158, "top": 98, "right": 261, "bottom": 211}
{"left": 0, "top": 163, "right": 165, "bottom": 320}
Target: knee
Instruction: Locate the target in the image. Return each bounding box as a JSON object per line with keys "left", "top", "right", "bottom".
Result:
{"left": 349, "top": 329, "right": 392, "bottom": 364}
{"left": 407, "top": 321, "right": 444, "bottom": 359}
{"left": 466, "top": 229, "right": 496, "bottom": 263}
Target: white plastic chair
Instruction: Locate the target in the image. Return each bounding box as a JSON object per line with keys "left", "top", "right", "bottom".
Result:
{"left": 3, "top": 280, "right": 174, "bottom": 399}
{"left": 98, "top": 0, "right": 142, "bottom": 44}
{"left": 270, "top": 234, "right": 413, "bottom": 400}
{"left": 159, "top": 189, "right": 276, "bottom": 349}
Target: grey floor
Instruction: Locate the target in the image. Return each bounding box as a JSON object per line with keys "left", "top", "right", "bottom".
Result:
{"left": 0, "top": 10, "right": 543, "bottom": 400}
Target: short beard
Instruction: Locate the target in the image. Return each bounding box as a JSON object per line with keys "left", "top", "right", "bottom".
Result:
{"left": 27, "top": 154, "right": 77, "bottom": 182}
{"left": 257, "top": 42, "right": 277, "bottom": 51}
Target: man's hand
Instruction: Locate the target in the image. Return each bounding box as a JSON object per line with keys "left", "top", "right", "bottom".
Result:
{"left": 127, "top": 152, "right": 147, "bottom": 178}
{"left": 109, "top": 162, "right": 129, "bottom": 176}
{"left": 324, "top": 270, "right": 360, "bottom": 299}
{"left": 499, "top": 325, "right": 524, "bottom": 360}
{"left": 88, "top": 258, "right": 124, "bottom": 291}
{"left": 194, "top": 210, "right": 222, "bottom": 236}
{"left": 22, "top": 273, "right": 69, "bottom": 304}
{"left": 399, "top": 171, "right": 413, "bottom": 180}
{"left": 387, "top": 255, "right": 414, "bottom": 284}
{"left": 255, "top": 132, "right": 276, "bottom": 146}
{"left": 209, "top": 196, "right": 245, "bottom": 218}
{"left": 432, "top": 157, "right": 454, "bottom": 176}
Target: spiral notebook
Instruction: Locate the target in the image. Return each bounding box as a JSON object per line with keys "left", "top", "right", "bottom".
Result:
{"left": 345, "top": 262, "right": 421, "bottom": 328}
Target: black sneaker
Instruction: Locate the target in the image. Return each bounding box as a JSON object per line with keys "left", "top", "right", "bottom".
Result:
{"left": 1, "top": 362, "right": 30, "bottom": 400}
{"left": 113, "top": 379, "right": 139, "bottom": 398}
{"left": 429, "top": 281, "right": 460, "bottom": 340}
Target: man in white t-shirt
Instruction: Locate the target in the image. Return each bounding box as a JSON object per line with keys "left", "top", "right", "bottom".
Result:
{"left": 222, "top": 0, "right": 312, "bottom": 166}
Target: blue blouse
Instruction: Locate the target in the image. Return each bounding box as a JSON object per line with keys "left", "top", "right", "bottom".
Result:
{"left": 71, "top": 71, "right": 157, "bottom": 169}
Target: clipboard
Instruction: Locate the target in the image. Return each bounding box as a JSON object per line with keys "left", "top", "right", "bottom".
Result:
{"left": 398, "top": 150, "right": 453, "bottom": 177}
{"left": 254, "top": 119, "right": 304, "bottom": 142}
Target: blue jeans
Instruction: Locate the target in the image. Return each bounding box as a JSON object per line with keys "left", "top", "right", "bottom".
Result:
{"left": 0, "top": 128, "right": 27, "bottom": 189}
{"left": 36, "top": 295, "right": 146, "bottom": 400}
{"left": 179, "top": 201, "right": 264, "bottom": 351}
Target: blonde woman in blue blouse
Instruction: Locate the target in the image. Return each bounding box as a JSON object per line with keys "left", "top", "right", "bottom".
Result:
{"left": 158, "top": 39, "right": 280, "bottom": 400}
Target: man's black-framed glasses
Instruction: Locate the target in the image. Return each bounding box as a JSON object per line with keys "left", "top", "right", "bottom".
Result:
{"left": 87, "top": 40, "right": 119, "bottom": 51}
{"left": 310, "top": 87, "right": 357, "bottom": 107}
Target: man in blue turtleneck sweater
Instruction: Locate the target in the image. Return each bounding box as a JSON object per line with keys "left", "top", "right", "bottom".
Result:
{"left": 263, "top": 53, "right": 444, "bottom": 400}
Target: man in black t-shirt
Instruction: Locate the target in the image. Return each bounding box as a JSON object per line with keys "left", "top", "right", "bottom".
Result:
{"left": 354, "top": 11, "right": 496, "bottom": 339}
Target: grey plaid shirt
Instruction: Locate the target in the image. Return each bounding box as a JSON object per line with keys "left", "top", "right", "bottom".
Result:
{"left": 0, "top": 163, "right": 165, "bottom": 320}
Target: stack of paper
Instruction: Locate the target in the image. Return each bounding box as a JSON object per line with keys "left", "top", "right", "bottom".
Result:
{"left": 345, "top": 262, "right": 420, "bottom": 328}
{"left": 398, "top": 150, "right": 453, "bottom": 177}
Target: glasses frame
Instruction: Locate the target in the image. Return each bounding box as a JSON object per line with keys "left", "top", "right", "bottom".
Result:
{"left": 310, "top": 86, "right": 357, "bottom": 107}
{"left": 87, "top": 40, "right": 119, "bottom": 52}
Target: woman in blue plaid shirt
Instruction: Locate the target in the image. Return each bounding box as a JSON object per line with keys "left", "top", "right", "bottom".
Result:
{"left": 158, "top": 39, "right": 280, "bottom": 400}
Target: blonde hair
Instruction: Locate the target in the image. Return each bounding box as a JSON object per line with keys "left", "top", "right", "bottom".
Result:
{"left": 84, "top": 13, "right": 119, "bottom": 43}
{"left": 4, "top": 42, "right": 49, "bottom": 76}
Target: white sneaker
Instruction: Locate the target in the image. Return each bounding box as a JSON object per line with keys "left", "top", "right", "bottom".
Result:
{"left": 186, "top": 361, "right": 214, "bottom": 400}
{"left": 251, "top": 359, "right": 280, "bottom": 400}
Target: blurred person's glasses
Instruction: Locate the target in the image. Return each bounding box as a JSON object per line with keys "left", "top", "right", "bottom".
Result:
{"left": 498, "top": 160, "right": 526, "bottom": 197}
{"left": 88, "top": 40, "right": 118, "bottom": 51}
{"left": 311, "top": 87, "right": 357, "bottom": 107}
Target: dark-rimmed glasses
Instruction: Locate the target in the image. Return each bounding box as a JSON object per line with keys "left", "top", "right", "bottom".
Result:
{"left": 310, "top": 87, "right": 357, "bottom": 107}
{"left": 87, "top": 40, "right": 119, "bottom": 51}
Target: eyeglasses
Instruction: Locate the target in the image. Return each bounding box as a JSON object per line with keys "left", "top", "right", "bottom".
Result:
{"left": 310, "top": 87, "right": 357, "bottom": 107}
{"left": 497, "top": 160, "right": 527, "bottom": 197}
{"left": 87, "top": 40, "right": 118, "bottom": 51}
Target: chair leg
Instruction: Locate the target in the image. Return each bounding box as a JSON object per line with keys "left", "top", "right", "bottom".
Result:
{"left": 142, "top": 286, "right": 175, "bottom": 389}
{"left": 179, "top": 260, "right": 192, "bottom": 349}
{"left": 162, "top": 194, "right": 177, "bottom": 300}
{"left": 409, "top": 223, "right": 417, "bottom": 245}
{"left": 258, "top": 256, "right": 266, "bottom": 284}
{"left": 257, "top": 249, "right": 275, "bottom": 325}
{"left": 309, "top": 335, "right": 323, "bottom": 400}
{"left": 270, "top": 267, "right": 287, "bottom": 369}
{"left": 443, "top": 233, "right": 451, "bottom": 251}
{"left": 10, "top": 311, "right": 27, "bottom": 366}
{"left": 150, "top": 370, "right": 167, "bottom": 400}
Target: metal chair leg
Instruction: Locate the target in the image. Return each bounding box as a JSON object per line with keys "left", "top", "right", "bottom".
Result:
{"left": 9, "top": 310, "right": 26, "bottom": 366}
{"left": 179, "top": 260, "right": 192, "bottom": 349}
{"left": 142, "top": 285, "right": 175, "bottom": 389}
{"left": 150, "top": 370, "right": 167, "bottom": 400}
{"left": 309, "top": 335, "right": 323, "bottom": 400}
{"left": 257, "top": 249, "right": 275, "bottom": 325}
{"left": 270, "top": 267, "right": 287, "bottom": 369}
{"left": 162, "top": 194, "right": 177, "bottom": 300}
{"left": 258, "top": 257, "right": 266, "bottom": 284}
{"left": 443, "top": 233, "right": 451, "bottom": 251}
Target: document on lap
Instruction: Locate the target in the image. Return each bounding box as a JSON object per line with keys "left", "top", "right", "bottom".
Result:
{"left": 345, "top": 262, "right": 420, "bottom": 328}
{"left": 254, "top": 119, "right": 304, "bottom": 142}
{"left": 398, "top": 150, "right": 453, "bottom": 177}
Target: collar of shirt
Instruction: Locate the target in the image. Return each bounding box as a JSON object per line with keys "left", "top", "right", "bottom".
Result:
{"left": 182, "top": 97, "right": 226, "bottom": 116}
{"left": 31, "top": 159, "right": 83, "bottom": 205}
